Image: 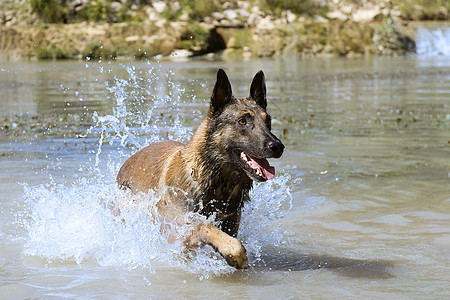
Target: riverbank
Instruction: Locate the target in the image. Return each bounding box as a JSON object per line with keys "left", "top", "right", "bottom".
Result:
{"left": 0, "top": 18, "right": 422, "bottom": 61}
{"left": 0, "top": 0, "right": 448, "bottom": 60}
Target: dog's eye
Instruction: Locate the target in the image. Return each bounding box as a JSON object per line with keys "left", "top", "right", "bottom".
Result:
{"left": 238, "top": 118, "right": 247, "bottom": 126}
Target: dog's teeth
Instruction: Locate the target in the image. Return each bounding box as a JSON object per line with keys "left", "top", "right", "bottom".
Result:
{"left": 256, "top": 169, "right": 262, "bottom": 176}
{"left": 241, "top": 152, "right": 248, "bottom": 162}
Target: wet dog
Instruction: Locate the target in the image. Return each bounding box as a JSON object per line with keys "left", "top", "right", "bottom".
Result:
{"left": 116, "top": 69, "right": 284, "bottom": 268}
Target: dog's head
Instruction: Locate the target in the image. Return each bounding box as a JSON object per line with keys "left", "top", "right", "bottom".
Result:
{"left": 207, "top": 69, "right": 284, "bottom": 182}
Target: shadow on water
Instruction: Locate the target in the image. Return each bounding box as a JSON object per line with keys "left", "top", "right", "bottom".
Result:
{"left": 249, "top": 248, "right": 394, "bottom": 279}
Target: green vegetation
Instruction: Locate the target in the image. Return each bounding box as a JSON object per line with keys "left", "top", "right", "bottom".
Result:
{"left": 373, "top": 16, "right": 415, "bottom": 55}
{"left": 77, "top": 0, "right": 143, "bottom": 23}
{"left": 29, "top": 0, "right": 143, "bottom": 23}
{"left": 82, "top": 42, "right": 118, "bottom": 60}
{"left": 161, "top": 3, "right": 184, "bottom": 21}
{"left": 223, "top": 28, "right": 253, "bottom": 49}
{"left": 29, "top": 0, "right": 68, "bottom": 23}
{"left": 397, "top": 0, "right": 450, "bottom": 20}
{"left": 78, "top": 0, "right": 115, "bottom": 22}
{"left": 6, "top": 0, "right": 444, "bottom": 60}
{"left": 35, "top": 44, "right": 70, "bottom": 60}
{"left": 259, "top": 0, "right": 327, "bottom": 16}
{"left": 326, "top": 21, "right": 375, "bottom": 56}
{"left": 180, "top": 0, "right": 220, "bottom": 20}
{"left": 179, "top": 22, "right": 211, "bottom": 53}
{"left": 27, "top": 0, "right": 450, "bottom": 24}
{"left": 259, "top": 21, "right": 377, "bottom": 57}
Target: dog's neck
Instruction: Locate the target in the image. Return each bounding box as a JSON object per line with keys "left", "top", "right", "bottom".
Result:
{"left": 184, "top": 118, "right": 252, "bottom": 235}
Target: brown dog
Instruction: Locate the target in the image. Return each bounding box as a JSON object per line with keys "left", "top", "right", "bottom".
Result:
{"left": 116, "top": 69, "right": 284, "bottom": 268}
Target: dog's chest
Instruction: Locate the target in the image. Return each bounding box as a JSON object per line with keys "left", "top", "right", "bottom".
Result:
{"left": 196, "top": 170, "right": 251, "bottom": 216}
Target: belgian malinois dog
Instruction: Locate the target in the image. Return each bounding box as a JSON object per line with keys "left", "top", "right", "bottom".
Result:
{"left": 116, "top": 69, "right": 284, "bottom": 268}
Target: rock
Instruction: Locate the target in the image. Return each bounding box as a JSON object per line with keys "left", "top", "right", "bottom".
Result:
{"left": 243, "top": 50, "right": 252, "bottom": 60}
{"left": 212, "top": 12, "right": 224, "bottom": 20}
{"left": 155, "top": 19, "right": 167, "bottom": 28}
{"left": 146, "top": 8, "right": 160, "bottom": 22}
{"left": 251, "top": 6, "right": 262, "bottom": 14}
{"left": 125, "top": 35, "right": 139, "bottom": 42}
{"left": 236, "top": 9, "right": 250, "bottom": 19}
{"left": 381, "top": 8, "right": 390, "bottom": 16}
{"left": 226, "top": 36, "right": 238, "bottom": 48}
{"left": 352, "top": 8, "right": 381, "bottom": 22}
{"left": 219, "top": 19, "right": 232, "bottom": 27}
{"left": 152, "top": 1, "right": 167, "bottom": 14}
{"left": 391, "top": 9, "right": 401, "bottom": 17}
{"left": 223, "top": 1, "right": 233, "bottom": 10}
{"left": 237, "top": 0, "right": 250, "bottom": 10}
{"left": 111, "top": 2, "right": 122, "bottom": 12}
{"left": 1, "top": 11, "right": 15, "bottom": 25}
{"left": 171, "top": 1, "right": 181, "bottom": 11}
{"left": 327, "top": 10, "right": 348, "bottom": 21}
{"left": 437, "top": 6, "right": 448, "bottom": 19}
{"left": 170, "top": 21, "right": 185, "bottom": 34}
{"left": 285, "top": 10, "right": 297, "bottom": 23}
{"left": 142, "top": 35, "right": 159, "bottom": 45}
{"left": 276, "top": 10, "right": 296, "bottom": 24}
{"left": 168, "top": 49, "right": 192, "bottom": 61}
{"left": 179, "top": 12, "right": 189, "bottom": 21}
{"left": 69, "top": 0, "right": 89, "bottom": 13}
{"left": 223, "top": 9, "right": 238, "bottom": 21}
{"left": 203, "top": 16, "right": 213, "bottom": 23}
{"left": 252, "top": 29, "right": 283, "bottom": 57}
{"left": 159, "top": 37, "right": 177, "bottom": 56}
{"left": 314, "top": 15, "right": 328, "bottom": 23}
{"left": 247, "top": 12, "right": 263, "bottom": 27}
{"left": 341, "top": 5, "right": 353, "bottom": 15}
{"left": 256, "top": 16, "right": 275, "bottom": 30}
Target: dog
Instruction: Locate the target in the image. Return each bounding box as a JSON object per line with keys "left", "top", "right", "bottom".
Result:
{"left": 116, "top": 69, "right": 284, "bottom": 268}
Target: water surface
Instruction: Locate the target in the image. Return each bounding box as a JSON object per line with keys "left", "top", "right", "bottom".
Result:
{"left": 0, "top": 56, "right": 449, "bottom": 298}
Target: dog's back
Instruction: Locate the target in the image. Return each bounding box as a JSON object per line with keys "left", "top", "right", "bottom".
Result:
{"left": 117, "top": 140, "right": 184, "bottom": 193}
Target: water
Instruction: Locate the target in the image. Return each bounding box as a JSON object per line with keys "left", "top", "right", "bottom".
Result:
{"left": 0, "top": 56, "right": 449, "bottom": 298}
{"left": 416, "top": 24, "right": 450, "bottom": 56}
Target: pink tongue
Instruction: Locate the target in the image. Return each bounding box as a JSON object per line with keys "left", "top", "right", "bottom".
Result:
{"left": 247, "top": 155, "right": 275, "bottom": 180}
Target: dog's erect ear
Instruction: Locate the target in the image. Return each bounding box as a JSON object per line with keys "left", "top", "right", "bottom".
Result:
{"left": 249, "top": 70, "right": 267, "bottom": 110}
{"left": 211, "top": 69, "right": 233, "bottom": 114}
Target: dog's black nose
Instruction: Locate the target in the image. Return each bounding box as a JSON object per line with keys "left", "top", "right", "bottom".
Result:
{"left": 268, "top": 139, "right": 284, "bottom": 158}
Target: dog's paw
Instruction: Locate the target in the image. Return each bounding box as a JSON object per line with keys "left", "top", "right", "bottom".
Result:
{"left": 220, "top": 238, "right": 248, "bottom": 269}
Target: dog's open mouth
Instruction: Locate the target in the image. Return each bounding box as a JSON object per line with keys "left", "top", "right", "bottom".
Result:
{"left": 240, "top": 151, "right": 275, "bottom": 181}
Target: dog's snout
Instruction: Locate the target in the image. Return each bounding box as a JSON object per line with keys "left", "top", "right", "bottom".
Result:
{"left": 268, "top": 139, "right": 284, "bottom": 158}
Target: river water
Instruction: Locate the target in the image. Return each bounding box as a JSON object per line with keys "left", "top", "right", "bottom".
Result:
{"left": 0, "top": 55, "right": 449, "bottom": 298}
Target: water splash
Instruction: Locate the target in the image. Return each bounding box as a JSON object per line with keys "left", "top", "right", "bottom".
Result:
{"left": 22, "top": 173, "right": 293, "bottom": 276}
{"left": 241, "top": 174, "right": 294, "bottom": 265}
{"left": 416, "top": 25, "right": 450, "bottom": 56}
{"left": 20, "top": 63, "right": 294, "bottom": 277}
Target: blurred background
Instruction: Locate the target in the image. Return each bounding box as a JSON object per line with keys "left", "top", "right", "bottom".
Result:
{"left": 0, "top": 0, "right": 449, "bottom": 60}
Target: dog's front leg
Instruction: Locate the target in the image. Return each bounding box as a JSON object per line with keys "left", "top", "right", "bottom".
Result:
{"left": 185, "top": 224, "right": 248, "bottom": 269}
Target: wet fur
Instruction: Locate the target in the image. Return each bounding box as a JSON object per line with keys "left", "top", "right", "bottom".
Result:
{"left": 116, "top": 69, "right": 284, "bottom": 268}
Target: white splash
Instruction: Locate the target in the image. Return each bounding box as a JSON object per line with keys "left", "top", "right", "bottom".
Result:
{"left": 21, "top": 170, "right": 293, "bottom": 276}
{"left": 416, "top": 25, "right": 450, "bottom": 56}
